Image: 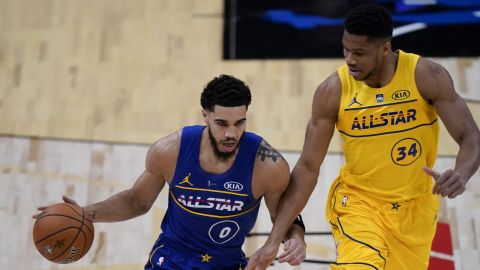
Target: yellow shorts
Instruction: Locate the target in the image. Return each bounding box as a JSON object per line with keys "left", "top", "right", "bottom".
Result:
{"left": 326, "top": 177, "right": 439, "bottom": 270}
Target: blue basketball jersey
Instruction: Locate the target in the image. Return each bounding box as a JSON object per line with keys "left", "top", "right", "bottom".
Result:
{"left": 145, "top": 125, "right": 263, "bottom": 269}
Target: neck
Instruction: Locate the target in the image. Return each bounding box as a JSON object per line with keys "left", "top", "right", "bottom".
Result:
{"left": 364, "top": 50, "right": 398, "bottom": 88}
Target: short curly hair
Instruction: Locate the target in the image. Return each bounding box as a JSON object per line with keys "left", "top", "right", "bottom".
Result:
{"left": 201, "top": 75, "right": 252, "bottom": 112}
{"left": 345, "top": 3, "right": 393, "bottom": 40}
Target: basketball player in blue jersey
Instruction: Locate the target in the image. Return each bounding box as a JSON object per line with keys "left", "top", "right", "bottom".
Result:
{"left": 246, "top": 3, "right": 480, "bottom": 270}
{"left": 33, "top": 75, "right": 306, "bottom": 269}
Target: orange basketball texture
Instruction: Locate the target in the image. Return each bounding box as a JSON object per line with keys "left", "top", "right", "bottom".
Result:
{"left": 33, "top": 203, "right": 94, "bottom": 264}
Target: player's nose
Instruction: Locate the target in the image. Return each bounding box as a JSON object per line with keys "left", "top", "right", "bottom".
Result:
{"left": 224, "top": 126, "right": 237, "bottom": 139}
{"left": 345, "top": 53, "right": 356, "bottom": 66}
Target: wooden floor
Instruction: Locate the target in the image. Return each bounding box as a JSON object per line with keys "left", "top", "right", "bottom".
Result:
{"left": 0, "top": 0, "right": 479, "bottom": 269}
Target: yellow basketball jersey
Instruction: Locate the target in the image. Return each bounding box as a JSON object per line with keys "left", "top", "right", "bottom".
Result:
{"left": 336, "top": 50, "right": 439, "bottom": 201}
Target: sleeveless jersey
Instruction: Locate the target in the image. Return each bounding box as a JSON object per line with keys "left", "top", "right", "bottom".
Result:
{"left": 160, "top": 125, "right": 262, "bottom": 258}
{"left": 336, "top": 50, "right": 439, "bottom": 201}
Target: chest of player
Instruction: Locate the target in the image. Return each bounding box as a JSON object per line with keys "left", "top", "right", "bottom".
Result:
{"left": 170, "top": 172, "right": 255, "bottom": 215}
{"left": 337, "top": 89, "right": 435, "bottom": 137}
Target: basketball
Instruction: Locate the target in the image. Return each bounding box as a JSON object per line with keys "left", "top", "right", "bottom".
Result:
{"left": 33, "top": 203, "right": 94, "bottom": 264}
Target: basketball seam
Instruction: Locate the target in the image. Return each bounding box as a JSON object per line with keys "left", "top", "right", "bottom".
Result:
{"left": 49, "top": 207, "right": 86, "bottom": 262}
{"left": 69, "top": 204, "right": 94, "bottom": 234}
{"left": 36, "top": 214, "right": 83, "bottom": 224}
{"left": 79, "top": 230, "right": 88, "bottom": 258}
{"left": 34, "top": 226, "right": 81, "bottom": 245}
{"left": 64, "top": 204, "right": 95, "bottom": 233}
{"left": 36, "top": 214, "right": 94, "bottom": 235}
{"left": 64, "top": 204, "right": 92, "bottom": 223}
{"left": 37, "top": 204, "right": 83, "bottom": 220}
{"left": 78, "top": 208, "right": 89, "bottom": 259}
{"left": 49, "top": 225, "right": 83, "bottom": 262}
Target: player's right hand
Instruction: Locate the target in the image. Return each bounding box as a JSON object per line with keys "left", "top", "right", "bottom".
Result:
{"left": 32, "top": 195, "right": 80, "bottom": 219}
{"left": 277, "top": 237, "right": 306, "bottom": 266}
{"left": 245, "top": 243, "right": 279, "bottom": 270}
{"left": 423, "top": 166, "right": 467, "bottom": 198}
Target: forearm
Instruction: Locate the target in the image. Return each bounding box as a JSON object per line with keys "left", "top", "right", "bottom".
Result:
{"left": 84, "top": 189, "right": 150, "bottom": 222}
{"left": 455, "top": 132, "right": 480, "bottom": 180}
{"left": 266, "top": 165, "right": 318, "bottom": 246}
{"left": 287, "top": 165, "right": 318, "bottom": 214}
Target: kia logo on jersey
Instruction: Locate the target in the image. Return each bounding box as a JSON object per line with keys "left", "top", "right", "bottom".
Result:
{"left": 224, "top": 181, "right": 244, "bottom": 192}
{"left": 392, "top": 90, "right": 410, "bottom": 100}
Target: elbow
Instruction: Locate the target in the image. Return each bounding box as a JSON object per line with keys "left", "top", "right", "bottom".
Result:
{"left": 128, "top": 190, "right": 152, "bottom": 216}
{"left": 136, "top": 203, "right": 151, "bottom": 215}
{"left": 466, "top": 128, "right": 480, "bottom": 145}
{"left": 462, "top": 129, "right": 480, "bottom": 167}
{"left": 292, "top": 161, "right": 320, "bottom": 186}
{"left": 476, "top": 130, "right": 480, "bottom": 147}
{"left": 301, "top": 158, "right": 321, "bottom": 178}
{"left": 476, "top": 131, "right": 480, "bottom": 160}
{"left": 466, "top": 129, "right": 480, "bottom": 155}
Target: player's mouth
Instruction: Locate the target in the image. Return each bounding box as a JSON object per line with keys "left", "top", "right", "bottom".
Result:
{"left": 221, "top": 141, "right": 237, "bottom": 152}
{"left": 348, "top": 67, "right": 361, "bottom": 78}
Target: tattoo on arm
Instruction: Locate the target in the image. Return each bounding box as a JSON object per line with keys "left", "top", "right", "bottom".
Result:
{"left": 86, "top": 210, "right": 97, "bottom": 220}
{"left": 257, "top": 142, "right": 284, "bottom": 162}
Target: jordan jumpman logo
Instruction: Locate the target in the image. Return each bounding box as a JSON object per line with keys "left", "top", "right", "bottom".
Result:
{"left": 348, "top": 93, "right": 362, "bottom": 107}
{"left": 179, "top": 173, "right": 193, "bottom": 186}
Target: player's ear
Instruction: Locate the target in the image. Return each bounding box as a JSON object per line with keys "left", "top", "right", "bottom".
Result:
{"left": 202, "top": 109, "right": 208, "bottom": 124}
{"left": 382, "top": 40, "right": 391, "bottom": 56}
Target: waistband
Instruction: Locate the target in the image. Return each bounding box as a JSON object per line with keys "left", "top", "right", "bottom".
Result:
{"left": 154, "top": 233, "right": 244, "bottom": 259}
{"left": 333, "top": 177, "right": 438, "bottom": 211}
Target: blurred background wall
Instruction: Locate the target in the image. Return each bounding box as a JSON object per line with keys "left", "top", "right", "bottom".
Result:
{"left": 0, "top": 0, "right": 479, "bottom": 269}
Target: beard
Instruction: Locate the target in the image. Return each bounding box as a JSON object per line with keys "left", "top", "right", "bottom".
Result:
{"left": 208, "top": 127, "right": 243, "bottom": 161}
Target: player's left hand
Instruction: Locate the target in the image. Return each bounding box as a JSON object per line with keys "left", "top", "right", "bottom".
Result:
{"left": 277, "top": 237, "right": 306, "bottom": 266}
{"left": 423, "top": 166, "right": 467, "bottom": 199}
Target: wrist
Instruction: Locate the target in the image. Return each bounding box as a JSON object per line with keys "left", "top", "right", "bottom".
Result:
{"left": 283, "top": 214, "right": 306, "bottom": 243}
{"left": 292, "top": 214, "right": 305, "bottom": 231}
{"left": 83, "top": 206, "right": 97, "bottom": 222}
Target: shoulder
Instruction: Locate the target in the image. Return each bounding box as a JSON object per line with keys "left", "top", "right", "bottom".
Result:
{"left": 315, "top": 71, "right": 342, "bottom": 98}
{"left": 254, "top": 140, "right": 289, "bottom": 171}
{"left": 415, "top": 57, "right": 455, "bottom": 101}
{"left": 415, "top": 57, "right": 451, "bottom": 83}
{"left": 146, "top": 130, "right": 182, "bottom": 179}
{"left": 148, "top": 130, "right": 181, "bottom": 158}
{"left": 312, "top": 71, "right": 342, "bottom": 119}
{"left": 253, "top": 140, "right": 290, "bottom": 194}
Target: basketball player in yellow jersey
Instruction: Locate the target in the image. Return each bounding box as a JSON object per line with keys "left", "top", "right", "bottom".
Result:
{"left": 246, "top": 3, "right": 480, "bottom": 270}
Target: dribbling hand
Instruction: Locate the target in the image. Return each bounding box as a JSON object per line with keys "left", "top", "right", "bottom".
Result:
{"left": 32, "top": 195, "right": 80, "bottom": 219}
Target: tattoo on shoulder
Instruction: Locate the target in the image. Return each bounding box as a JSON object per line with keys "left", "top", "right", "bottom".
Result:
{"left": 257, "top": 141, "right": 284, "bottom": 162}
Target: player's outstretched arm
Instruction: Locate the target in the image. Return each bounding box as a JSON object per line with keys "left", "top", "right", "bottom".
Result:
{"left": 256, "top": 141, "right": 307, "bottom": 266}
{"left": 416, "top": 59, "right": 480, "bottom": 198}
{"left": 246, "top": 73, "right": 340, "bottom": 270}
{"left": 33, "top": 131, "right": 181, "bottom": 222}
{"left": 246, "top": 140, "right": 297, "bottom": 268}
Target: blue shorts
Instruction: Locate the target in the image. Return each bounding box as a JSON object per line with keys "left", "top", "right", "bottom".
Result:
{"left": 144, "top": 235, "right": 247, "bottom": 270}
